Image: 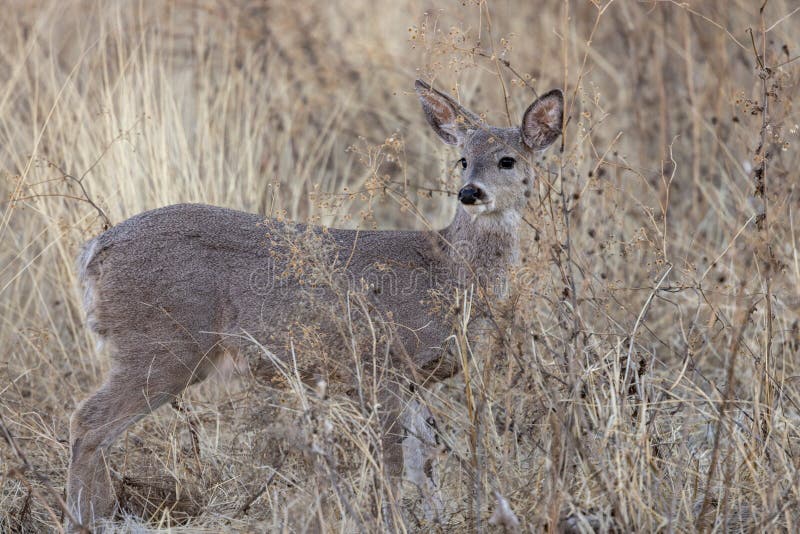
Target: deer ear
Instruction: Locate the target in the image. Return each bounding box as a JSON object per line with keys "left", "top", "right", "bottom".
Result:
{"left": 415, "top": 80, "right": 480, "bottom": 146}
{"left": 521, "top": 89, "right": 564, "bottom": 150}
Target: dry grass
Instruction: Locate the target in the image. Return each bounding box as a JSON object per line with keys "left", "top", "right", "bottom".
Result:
{"left": 1, "top": 0, "right": 800, "bottom": 532}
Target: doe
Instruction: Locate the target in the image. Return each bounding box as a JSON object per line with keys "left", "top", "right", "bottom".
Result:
{"left": 67, "top": 80, "right": 563, "bottom": 530}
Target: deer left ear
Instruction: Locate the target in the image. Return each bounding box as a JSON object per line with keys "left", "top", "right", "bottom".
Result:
{"left": 521, "top": 89, "right": 564, "bottom": 151}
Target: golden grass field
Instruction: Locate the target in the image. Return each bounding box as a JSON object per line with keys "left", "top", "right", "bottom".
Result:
{"left": 1, "top": 0, "right": 799, "bottom": 532}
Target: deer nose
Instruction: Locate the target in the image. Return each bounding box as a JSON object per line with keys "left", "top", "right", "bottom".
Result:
{"left": 458, "top": 184, "right": 484, "bottom": 205}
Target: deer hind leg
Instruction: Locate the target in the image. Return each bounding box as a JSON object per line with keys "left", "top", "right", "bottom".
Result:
{"left": 374, "top": 378, "right": 406, "bottom": 531}
{"left": 66, "top": 353, "right": 202, "bottom": 531}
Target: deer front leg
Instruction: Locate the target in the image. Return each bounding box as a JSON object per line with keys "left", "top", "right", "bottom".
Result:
{"left": 401, "top": 392, "right": 443, "bottom": 525}
{"left": 378, "top": 380, "right": 444, "bottom": 530}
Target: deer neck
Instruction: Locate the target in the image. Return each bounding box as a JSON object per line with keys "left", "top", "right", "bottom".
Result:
{"left": 442, "top": 206, "right": 520, "bottom": 286}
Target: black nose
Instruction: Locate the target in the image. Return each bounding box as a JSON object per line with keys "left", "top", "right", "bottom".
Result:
{"left": 458, "top": 185, "right": 484, "bottom": 205}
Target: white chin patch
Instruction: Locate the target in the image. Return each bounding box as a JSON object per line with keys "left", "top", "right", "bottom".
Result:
{"left": 462, "top": 200, "right": 494, "bottom": 218}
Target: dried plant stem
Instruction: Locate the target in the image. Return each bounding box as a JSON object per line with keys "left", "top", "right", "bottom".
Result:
{"left": 696, "top": 300, "right": 756, "bottom": 532}
{"left": 0, "top": 414, "right": 86, "bottom": 533}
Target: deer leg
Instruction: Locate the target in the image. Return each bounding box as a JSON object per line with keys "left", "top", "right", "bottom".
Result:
{"left": 67, "top": 359, "right": 194, "bottom": 531}
{"left": 378, "top": 381, "right": 444, "bottom": 530}
{"left": 377, "top": 379, "right": 406, "bottom": 531}
{"left": 401, "top": 393, "right": 443, "bottom": 524}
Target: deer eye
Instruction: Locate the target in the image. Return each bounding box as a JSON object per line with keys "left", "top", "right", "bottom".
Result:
{"left": 499, "top": 157, "right": 516, "bottom": 169}
{"left": 458, "top": 158, "right": 468, "bottom": 169}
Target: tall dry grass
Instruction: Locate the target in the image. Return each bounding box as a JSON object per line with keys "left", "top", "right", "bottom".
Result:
{"left": 1, "top": 0, "right": 799, "bottom": 532}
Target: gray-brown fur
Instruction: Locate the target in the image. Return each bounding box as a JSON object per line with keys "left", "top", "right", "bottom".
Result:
{"left": 67, "top": 79, "right": 563, "bottom": 530}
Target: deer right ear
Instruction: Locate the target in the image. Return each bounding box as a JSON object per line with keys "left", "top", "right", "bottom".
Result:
{"left": 415, "top": 80, "right": 479, "bottom": 146}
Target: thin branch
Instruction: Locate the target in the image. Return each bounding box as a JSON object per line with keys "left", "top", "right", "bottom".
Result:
{"left": 695, "top": 300, "right": 756, "bottom": 532}
{"left": 16, "top": 115, "right": 146, "bottom": 231}
{"left": 663, "top": 1, "right": 748, "bottom": 51}
{"left": 765, "top": 5, "right": 800, "bottom": 32}
{"left": 43, "top": 161, "right": 112, "bottom": 230}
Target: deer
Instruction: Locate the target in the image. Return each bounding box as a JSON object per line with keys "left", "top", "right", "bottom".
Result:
{"left": 67, "top": 79, "right": 563, "bottom": 531}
